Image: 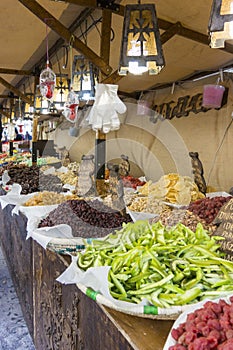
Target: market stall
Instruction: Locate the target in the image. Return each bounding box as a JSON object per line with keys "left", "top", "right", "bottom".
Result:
{"left": 1, "top": 1, "right": 233, "bottom": 349}
{"left": 0, "top": 199, "right": 173, "bottom": 350}
{"left": 0, "top": 158, "right": 233, "bottom": 349}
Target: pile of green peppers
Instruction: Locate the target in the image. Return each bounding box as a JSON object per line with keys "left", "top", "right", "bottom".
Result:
{"left": 77, "top": 220, "right": 233, "bottom": 307}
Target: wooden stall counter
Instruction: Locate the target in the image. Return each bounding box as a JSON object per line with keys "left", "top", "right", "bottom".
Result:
{"left": 33, "top": 244, "right": 173, "bottom": 350}
{"left": 0, "top": 204, "right": 173, "bottom": 350}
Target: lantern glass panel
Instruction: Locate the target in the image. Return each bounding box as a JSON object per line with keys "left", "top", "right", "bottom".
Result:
{"left": 72, "top": 55, "right": 99, "bottom": 101}
{"left": 209, "top": 0, "right": 233, "bottom": 48}
{"left": 220, "top": 0, "right": 233, "bottom": 14}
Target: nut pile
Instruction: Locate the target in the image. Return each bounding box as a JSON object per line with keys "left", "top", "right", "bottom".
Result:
{"left": 38, "top": 199, "right": 132, "bottom": 238}
{"left": 151, "top": 208, "right": 216, "bottom": 232}
{"left": 128, "top": 196, "right": 171, "bottom": 215}
{"left": 55, "top": 170, "right": 78, "bottom": 186}
{"left": 67, "top": 161, "right": 79, "bottom": 174}
{"left": 23, "top": 191, "right": 79, "bottom": 206}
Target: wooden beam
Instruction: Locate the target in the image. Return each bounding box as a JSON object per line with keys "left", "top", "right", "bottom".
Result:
{"left": 18, "top": 0, "right": 112, "bottom": 76}
{"left": 0, "top": 108, "right": 11, "bottom": 118}
{"left": 160, "top": 22, "right": 182, "bottom": 44}
{"left": 49, "top": 0, "right": 125, "bottom": 16}
{"left": 0, "top": 68, "right": 32, "bottom": 76}
{"left": 157, "top": 18, "right": 233, "bottom": 54}
{"left": 101, "top": 69, "right": 122, "bottom": 84}
{"left": 0, "top": 76, "right": 33, "bottom": 105}
{"left": 100, "top": 9, "right": 112, "bottom": 80}
{"left": 55, "top": 1, "right": 233, "bottom": 55}
{"left": 0, "top": 95, "right": 17, "bottom": 99}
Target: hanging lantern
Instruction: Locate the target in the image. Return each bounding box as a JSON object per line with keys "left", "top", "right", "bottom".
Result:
{"left": 39, "top": 61, "right": 56, "bottom": 101}
{"left": 72, "top": 55, "right": 99, "bottom": 101}
{"left": 53, "top": 77, "right": 69, "bottom": 110}
{"left": 119, "top": 1, "right": 165, "bottom": 76}
{"left": 209, "top": 0, "right": 233, "bottom": 48}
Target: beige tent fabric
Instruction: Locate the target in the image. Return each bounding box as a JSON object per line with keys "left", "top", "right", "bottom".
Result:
{"left": 54, "top": 78, "right": 233, "bottom": 192}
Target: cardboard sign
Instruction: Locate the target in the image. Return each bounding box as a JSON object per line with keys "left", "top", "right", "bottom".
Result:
{"left": 213, "top": 198, "right": 233, "bottom": 258}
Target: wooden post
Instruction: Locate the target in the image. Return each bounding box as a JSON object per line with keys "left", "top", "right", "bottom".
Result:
{"left": 9, "top": 140, "right": 14, "bottom": 156}
{"left": 95, "top": 130, "right": 106, "bottom": 180}
{"left": 95, "top": 9, "right": 112, "bottom": 194}
{"left": 32, "top": 116, "right": 38, "bottom": 165}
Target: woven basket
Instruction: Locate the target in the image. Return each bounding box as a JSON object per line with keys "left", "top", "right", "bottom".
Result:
{"left": 76, "top": 282, "right": 187, "bottom": 320}
{"left": 47, "top": 237, "right": 86, "bottom": 254}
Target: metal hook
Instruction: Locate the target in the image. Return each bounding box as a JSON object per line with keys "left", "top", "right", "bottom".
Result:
{"left": 171, "top": 82, "right": 175, "bottom": 94}
{"left": 219, "top": 69, "right": 224, "bottom": 82}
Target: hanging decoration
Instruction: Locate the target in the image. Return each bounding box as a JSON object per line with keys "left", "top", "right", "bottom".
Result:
{"left": 39, "top": 20, "right": 56, "bottom": 101}
{"left": 87, "top": 84, "right": 127, "bottom": 133}
{"left": 14, "top": 98, "right": 24, "bottom": 132}
{"left": 63, "top": 39, "right": 79, "bottom": 123}
{"left": 208, "top": 0, "right": 233, "bottom": 48}
{"left": 137, "top": 92, "right": 151, "bottom": 115}
{"left": 63, "top": 87, "right": 79, "bottom": 123}
{"left": 119, "top": 1, "right": 165, "bottom": 75}
{"left": 202, "top": 83, "right": 225, "bottom": 108}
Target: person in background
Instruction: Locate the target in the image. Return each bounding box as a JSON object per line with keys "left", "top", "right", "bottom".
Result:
{"left": 14, "top": 127, "right": 23, "bottom": 141}
{"left": 25, "top": 131, "right": 32, "bottom": 140}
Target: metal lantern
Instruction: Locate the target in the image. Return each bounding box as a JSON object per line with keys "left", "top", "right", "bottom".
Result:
{"left": 119, "top": 2, "right": 165, "bottom": 76}
{"left": 72, "top": 55, "right": 99, "bottom": 101}
{"left": 209, "top": 0, "right": 233, "bottom": 48}
{"left": 53, "top": 77, "right": 69, "bottom": 110}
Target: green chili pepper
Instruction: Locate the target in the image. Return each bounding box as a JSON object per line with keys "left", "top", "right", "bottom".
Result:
{"left": 174, "top": 287, "right": 202, "bottom": 305}
{"left": 109, "top": 270, "right": 127, "bottom": 297}
{"left": 127, "top": 273, "right": 174, "bottom": 295}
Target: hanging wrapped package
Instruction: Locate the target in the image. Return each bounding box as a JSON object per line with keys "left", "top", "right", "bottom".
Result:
{"left": 39, "top": 62, "right": 56, "bottom": 101}
{"left": 63, "top": 88, "right": 79, "bottom": 123}
{"left": 87, "top": 84, "right": 127, "bottom": 133}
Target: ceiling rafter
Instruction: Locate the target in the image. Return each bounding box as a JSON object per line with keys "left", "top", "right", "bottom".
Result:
{"left": 100, "top": 9, "right": 112, "bottom": 80}
{"left": 18, "top": 0, "right": 112, "bottom": 76}
{"left": 0, "top": 68, "right": 32, "bottom": 76}
{"left": 51, "top": 0, "right": 233, "bottom": 55}
{"left": 49, "top": 0, "right": 125, "bottom": 16}
{"left": 0, "top": 108, "right": 11, "bottom": 119}
{"left": 0, "top": 77, "right": 33, "bottom": 105}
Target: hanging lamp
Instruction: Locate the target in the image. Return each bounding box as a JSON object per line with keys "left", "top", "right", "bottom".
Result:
{"left": 209, "top": 0, "right": 233, "bottom": 48}
{"left": 119, "top": 0, "right": 165, "bottom": 75}
{"left": 72, "top": 55, "right": 99, "bottom": 101}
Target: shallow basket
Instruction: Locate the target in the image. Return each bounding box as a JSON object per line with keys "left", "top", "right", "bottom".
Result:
{"left": 47, "top": 237, "right": 86, "bottom": 254}
{"left": 76, "top": 282, "right": 187, "bottom": 320}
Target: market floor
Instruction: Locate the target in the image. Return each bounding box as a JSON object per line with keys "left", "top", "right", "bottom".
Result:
{"left": 0, "top": 245, "right": 35, "bottom": 350}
